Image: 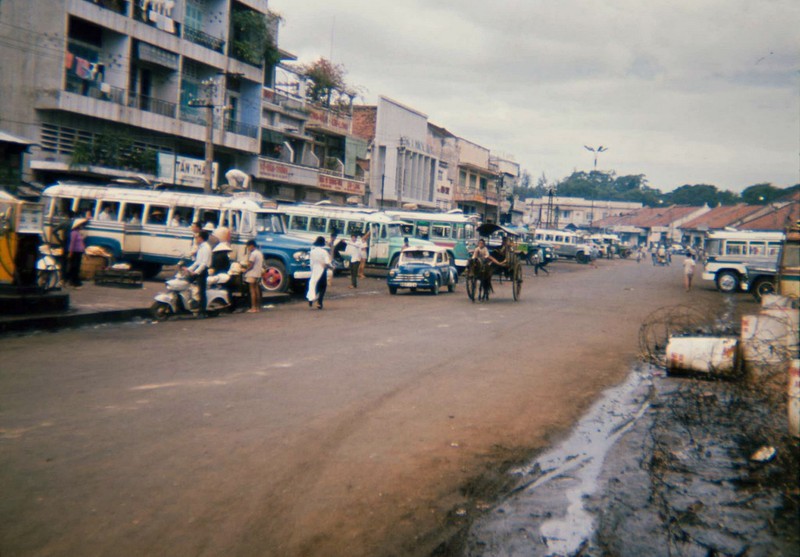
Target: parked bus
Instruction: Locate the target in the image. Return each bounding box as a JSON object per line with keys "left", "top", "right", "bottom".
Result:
{"left": 383, "top": 209, "right": 476, "bottom": 269}
{"left": 701, "top": 230, "right": 784, "bottom": 294}
{"left": 777, "top": 222, "right": 800, "bottom": 299}
{"left": 279, "top": 203, "right": 435, "bottom": 269}
{"left": 533, "top": 228, "right": 596, "bottom": 264}
{"left": 42, "top": 182, "right": 312, "bottom": 292}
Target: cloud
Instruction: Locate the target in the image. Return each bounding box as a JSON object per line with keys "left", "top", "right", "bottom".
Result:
{"left": 270, "top": 0, "right": 800, "bottom": 192}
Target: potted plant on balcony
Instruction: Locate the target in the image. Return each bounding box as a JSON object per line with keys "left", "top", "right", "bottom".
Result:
{"left": 230, "top": 7, "right": 282, "bottom": 67}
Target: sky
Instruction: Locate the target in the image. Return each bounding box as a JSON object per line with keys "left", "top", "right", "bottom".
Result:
{"left": 267, "top": 0, "right": 799, "bottom": 194}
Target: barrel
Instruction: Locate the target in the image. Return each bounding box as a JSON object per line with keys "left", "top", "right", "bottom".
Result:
{"left": 666, "top": 336, "right": 739, "bottom": 376}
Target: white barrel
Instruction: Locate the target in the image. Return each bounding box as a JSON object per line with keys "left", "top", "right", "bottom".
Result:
{"left": 789, "top": 359, "right": 800, "bottom": 438}
{"left": 666, "top": 336, "right": 739, "bottom": 376}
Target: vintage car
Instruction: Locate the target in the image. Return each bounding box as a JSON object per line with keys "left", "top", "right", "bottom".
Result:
{"left": 387, "top": 246, "right": 458, "bottom": 295}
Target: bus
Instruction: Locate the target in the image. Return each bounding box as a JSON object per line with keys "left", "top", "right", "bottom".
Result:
{"left": 279, "top": 203, "right": 436, "bottom": 269}
{"left": 383, "top": 209, "right": 476, "bottom": 269}
{"left": 533, "top": 228, "right": 597, "bottom": 264}
{"left": 42, "top": 182, "right": 312, "bottom": 292}
{"left": 701, "top": 230, "right": 784, "bottom": 294}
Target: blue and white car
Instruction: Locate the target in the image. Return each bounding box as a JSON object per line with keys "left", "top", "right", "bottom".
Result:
{"left": 387, "top": 246, "right": 458, "bottom": 295}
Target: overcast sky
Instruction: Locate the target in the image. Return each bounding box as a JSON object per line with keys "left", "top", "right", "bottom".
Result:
{"left": 268, "top": 0, "right": 799, "bottom": 193}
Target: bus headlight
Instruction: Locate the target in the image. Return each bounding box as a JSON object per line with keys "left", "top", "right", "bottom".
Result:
{"left": 293, "top": 250, "right": 310, "bottom": 263}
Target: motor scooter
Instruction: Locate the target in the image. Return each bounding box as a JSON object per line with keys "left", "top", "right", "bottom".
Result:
{"left": 150, "top": 267, "right": 231, "bottom": 320}
{"left": 36, "top": 244, "right": 62, "bottom": 290}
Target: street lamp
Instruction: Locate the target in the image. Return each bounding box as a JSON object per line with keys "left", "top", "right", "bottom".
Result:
{"left": 584, "top": 145, "right": 608, "bottom": 171}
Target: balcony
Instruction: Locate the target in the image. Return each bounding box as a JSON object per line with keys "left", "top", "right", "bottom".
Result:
{"left": 133, "top": 3, "right": 180, "bottom": 35}
{"left": 82, "top": 0, "right": 128, "bottom": 15}
{"left": 128, "top": 93, "right": 177, "bottom": 118}
{"left": 224, "top": 118, "right": 259, "bottom": 139}
{"left": 184, "top": 26, "right": 226, "bottom": 53}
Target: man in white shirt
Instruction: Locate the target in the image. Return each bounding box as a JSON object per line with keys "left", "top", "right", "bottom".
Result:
{"left": 344, "top": 234, "right": 362, "bottom": 288}
{"left": 186, "top": 230, "right": 211, "bottom": 317}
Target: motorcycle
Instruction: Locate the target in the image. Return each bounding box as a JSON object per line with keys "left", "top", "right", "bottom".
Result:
{"left": 150, "top": 266, "right": 232, "bottom": 320}
{"left": 36, "top": 243, "right": 62, "bottom": 291}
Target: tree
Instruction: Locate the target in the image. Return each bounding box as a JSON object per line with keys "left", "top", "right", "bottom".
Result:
{"left": 741, "top": 183, "right": 783, "bottom": 205}
{"left": 298, "top": 58, "right": 347, "bottom": 106}
{"left": 666, "top": 184, "right": 723, "bottom": 206}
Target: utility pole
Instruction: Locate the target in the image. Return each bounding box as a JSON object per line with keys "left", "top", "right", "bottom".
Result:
{"left": 188, "top": 77, "right": 219, "bottom": 194}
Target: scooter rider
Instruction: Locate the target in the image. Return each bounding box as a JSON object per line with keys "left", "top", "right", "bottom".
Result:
{"left": 185, "top": 229, "right": 211, "bottom": 318}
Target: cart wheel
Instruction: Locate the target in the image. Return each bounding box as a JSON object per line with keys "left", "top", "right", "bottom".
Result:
{"left": 512, "top": 262, "right": 523, "bottom": 301}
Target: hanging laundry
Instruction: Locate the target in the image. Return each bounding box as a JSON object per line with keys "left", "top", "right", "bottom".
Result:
{"left": 64, "top": 52, "right": 75, "bottom": 70}
{"left": 75, "top": 57, "right": 93, "bottom": 80}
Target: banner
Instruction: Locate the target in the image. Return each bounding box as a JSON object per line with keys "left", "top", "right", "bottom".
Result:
{"left": 157, "top": 153, "right": 218, "bottom": 189}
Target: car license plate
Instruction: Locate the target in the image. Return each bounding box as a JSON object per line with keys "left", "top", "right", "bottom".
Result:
{"left": 400, "top": 282, "right": 417, "bottom": 287}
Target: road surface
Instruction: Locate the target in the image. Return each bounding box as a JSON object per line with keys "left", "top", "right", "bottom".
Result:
{"left": 0, "top": 258, "right": 752, "bottom": 556}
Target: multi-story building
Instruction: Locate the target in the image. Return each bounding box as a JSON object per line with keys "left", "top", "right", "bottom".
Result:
{"left": 0, "top": 0, "right": 367, "bottom": 204}
{"left": 524, "top": 196, "right": 643, "bottom": 230}
{"left": 353, "top": 96, "right": 439, "bottom": 210}
{"left": 453, "top": 138, "right": 501, "bottom": 221}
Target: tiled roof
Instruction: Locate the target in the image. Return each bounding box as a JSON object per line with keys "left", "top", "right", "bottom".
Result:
{"left": 680, "top": 204, "right": 761, "bottom": 230}
{"left": 594, "top": 205, "right": 700, "bottom": 228}
{"left": 739, "top": 200, "right": 800, "bottom": 231}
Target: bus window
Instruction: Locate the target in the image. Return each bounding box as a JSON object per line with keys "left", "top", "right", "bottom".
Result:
{"left": 347, "top": 221, "right": 364, "bottom": 236}
{"left": 289, "top": 215, "right": 308, "bottom": 232}
{"left": 400, "top": 223, "right": 414, "bottom": 236}
{"left": 123, "top": 203, "right": 144, "bottom": 224}
{"left": 329, "top": 219, "right": 346, "bottom": 235}
{"left": 767, "top": 243, "right": 782, "bottom": 256}
{"left": 238, "top": 211, "right": 255, "bottom": 235}
{"left": 146, "top": 205, "right": 169, "bottom": 225}
{"left": 309, "top": 217, "right": 326, "bottom": 233}
{"left": 432, "top": 224, "right": 451, "bottom": 239}
{"left": 255, "top": 213, "right": 285, "bottom": 233}
{"left": 198, "top": 209, "right": 220, "bottom": 228}
{"left": 76, "top": 198, "right": 97, "bottom": 218}
{"left": 748, "top": 242, "right": 765, "bottom": 256}
{"left": 171, "top": 206, "right": 194, "bottom": 227}
{"left": 97, "top": 201, "right": 119, "bottom": 222}
{"left": 725, "top": 241, "right": 745, "bottom": 256}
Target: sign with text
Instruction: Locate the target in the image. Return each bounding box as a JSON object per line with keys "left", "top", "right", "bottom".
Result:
{"left": 308, "top": 107, "right": 351, "bottom": 135}
{"left": 158, "top": 153, "right": 218, "bottom": 189}
{"left": 318, "top": 173, "right": 366, "bottom": 196}
{"left": 257, "top": 158, "right": 317, "bottom": 187}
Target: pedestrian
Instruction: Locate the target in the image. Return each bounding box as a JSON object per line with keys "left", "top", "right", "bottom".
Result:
{"left": 344, "top": 233, "right": 362, "bottom": 288}
{"left": 535, "top": 246, "right": 550, "bottom": 275}
{"left": 189, "top": 221, "right": 202, "bottom": 260}
{"left": 186, "top": 229, "right": 211, "bottom": 318}
{"left": 635, "top": 247, "right": 642, "bottom": 263}
{"left": 683, "top": 253, "right": 696, "bottom": 291}
{"left": 358, "top": 228, "right": 369, "bottom": 278}
{"left": 244, "top": 240, "right": 263, "bottom": 312}
{"left": 67, "top": 217, "right": 88, "bottom": 288}
{"left": 401, "top": 237, "right": 411, "bottom": 251}
{"left": 307, "top": 236, "right": 332, "bottom": 309}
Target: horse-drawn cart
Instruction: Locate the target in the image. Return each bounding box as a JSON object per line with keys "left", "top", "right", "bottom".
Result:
{"left": 465, "top": 223, "right": 523, "bottom": 302}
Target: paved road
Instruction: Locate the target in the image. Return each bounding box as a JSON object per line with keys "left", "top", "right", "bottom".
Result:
{"left": 0, "top": 258, "right": 754, "bottom": 556}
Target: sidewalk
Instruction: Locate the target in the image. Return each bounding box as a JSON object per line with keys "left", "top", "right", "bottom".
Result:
{"left": 0, "top": 281, "right": 291, "bottom": 336}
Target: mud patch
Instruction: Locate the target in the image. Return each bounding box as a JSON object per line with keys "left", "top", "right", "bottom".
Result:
{"left": 454, "top": 367, "right": 800, "bottom": 557}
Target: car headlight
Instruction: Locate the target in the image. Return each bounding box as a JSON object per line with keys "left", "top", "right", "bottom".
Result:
{"left": 423, "top": 270, "right": 431, "bottom": 278}
{"left": 389, "top": 269, "right": 397, "bottom": 277}
{"left": 293, "top": 250, "right": 310, "bottom": 262}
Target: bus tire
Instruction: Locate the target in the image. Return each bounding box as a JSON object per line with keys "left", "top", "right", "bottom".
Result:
{"left": 716, "top": 271, "right": 739, "bottom": 293}
{"left": 139, "top": 263, "right": 163, "bottom": 280}
{"left": 576, "top": 252, "right": 588, "bottom": 264}
{"left": 261, "top": 259, "right": 288, "bottom": 293}
{"left": 389, "top": 254, "right": 400, "bottom": 269}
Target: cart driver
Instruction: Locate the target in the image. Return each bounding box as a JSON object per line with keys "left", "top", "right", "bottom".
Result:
{"left": 488, "top": 236, "right": 511, "bottom": 267}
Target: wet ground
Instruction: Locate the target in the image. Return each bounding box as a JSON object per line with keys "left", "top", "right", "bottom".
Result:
{"left": 458, "top": 365, "right": 800, "bottom": 557}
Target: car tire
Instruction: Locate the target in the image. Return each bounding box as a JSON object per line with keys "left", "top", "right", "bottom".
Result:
{"left": 432, "top": 279, "right": 439, "bottom": 295}
{"left": 388, "top": 285, "right": 398, "bottom": 295}
{"left": 716, "top": 271, "right": 739, "bottom": 293}
{"left": 752, "top": 277, "right": 775, "bottom": 302}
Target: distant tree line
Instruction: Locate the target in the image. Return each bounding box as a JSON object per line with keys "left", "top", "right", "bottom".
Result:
{"left": 513, "top": 170, "right": 799, "bottom": 207}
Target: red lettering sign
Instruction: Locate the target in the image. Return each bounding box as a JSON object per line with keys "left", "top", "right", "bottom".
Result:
{"left": 318, "top": 174, "right": 366, "bottom": 195}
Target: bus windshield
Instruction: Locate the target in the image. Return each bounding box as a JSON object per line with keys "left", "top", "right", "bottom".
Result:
{"left": 386, "top": 223, "right": 405, "bottom": 238}
{"left": 255, "top": 213, "right": 285, "bottom": 234}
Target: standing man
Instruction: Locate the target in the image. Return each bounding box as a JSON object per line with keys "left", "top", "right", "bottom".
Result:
{"left": 344, "top": 233, "right": 362, "bottom": 289}
{"left": 358, "top": 228, "right": 370, "bottom": 278}
{"left": 186, "top": 230, "right": 211, "bottom": 318}
{"left": 683, "top": 253, "right": 696, "bottom": 291}
{"left": 244, "top": 240, "right": 263, "bottom": 313}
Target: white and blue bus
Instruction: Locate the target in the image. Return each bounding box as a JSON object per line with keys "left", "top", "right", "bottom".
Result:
{"left": 383, "top": 209, "right": 477, "bottom": 269}
{"left": 42, "top": 182, "right": 312, "bottom": 292}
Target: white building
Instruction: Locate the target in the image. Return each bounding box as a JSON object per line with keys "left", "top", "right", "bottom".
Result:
{"left": 524, "top": 196, "right": 642, "bottom": 229}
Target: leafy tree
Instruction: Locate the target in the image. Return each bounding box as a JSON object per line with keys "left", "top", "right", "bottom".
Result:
{"left": 666, "top": 184, "right": 721, "bottom": 206}
{"left": 298, "top": 58, "right": 347, "bottom": 106}
{"left": 741, "top": 183, "right": 783, "bottom": 205}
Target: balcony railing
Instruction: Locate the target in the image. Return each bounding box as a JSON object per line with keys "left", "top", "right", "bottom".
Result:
{"left": 83, "top": 0, "right": 129, "bottom": 15}
{"left": 128, "top": 93, "right": 177, "bottom": 118}
{"left": 133, "top": 4, "right": 180, "bottom": 35}
{"left": 184, "top": 26, "right": 225, "bottom": 53}
{"left": 67, "top": 82, "right": 127, "bottom": 106}
{"left": 224, "top": 118, "right": 259, "bottom": 139}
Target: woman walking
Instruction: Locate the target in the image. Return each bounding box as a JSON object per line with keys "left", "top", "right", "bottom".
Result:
{"left": 306, "top": 236, "right": 332, "bottom": 309}
{"left": 67, "top": 218, "right": 88, "bottom": 288}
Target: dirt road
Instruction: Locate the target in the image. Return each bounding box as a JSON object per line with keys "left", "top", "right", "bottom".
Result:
{"left": 0, "top": 258, "right": 753, "bottom": 556}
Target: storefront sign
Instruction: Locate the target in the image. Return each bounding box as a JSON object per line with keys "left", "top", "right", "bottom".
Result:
{"left": 257, "top": 158, "right": 317, "bottom": 187}
{"left": 318, "top": 173, "right": 366, "bottom": 195}
{"left": 308, "top": 107, "right": 351, "bottom": 134}
{"left": 157, "top": 153, "right": 218, "bottom": 189}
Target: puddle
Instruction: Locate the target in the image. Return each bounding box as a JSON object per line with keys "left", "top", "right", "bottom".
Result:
{"left": 463, "top": 366, "right": 653, "bottom": 556}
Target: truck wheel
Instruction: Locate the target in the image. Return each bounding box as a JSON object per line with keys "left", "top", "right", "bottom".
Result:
{"left": 261, "top": 259, "right": 288, "bottom": 292}
{"left": 752, "top": 277, "right": 775, "bottom": 302}
{"left": 716, "top": 271, "right": 739, "bottom": 293}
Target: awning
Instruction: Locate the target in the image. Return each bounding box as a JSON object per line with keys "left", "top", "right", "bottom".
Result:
{"left": 0, "top": 131, "right": 36, "bottom": 146}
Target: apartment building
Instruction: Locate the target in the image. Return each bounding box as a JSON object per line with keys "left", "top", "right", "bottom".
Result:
{"left": 0, "top": 0, "right": 367, "bottom": 204}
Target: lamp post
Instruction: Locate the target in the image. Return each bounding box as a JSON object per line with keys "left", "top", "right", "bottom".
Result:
{"left": 584, "top": 145, "right": 608, "bottom": 171}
